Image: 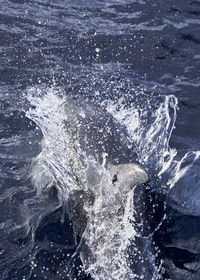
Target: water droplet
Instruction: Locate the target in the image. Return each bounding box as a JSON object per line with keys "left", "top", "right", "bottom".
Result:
{"left": 0, "top": 248, "right": 4, "bottom": 255}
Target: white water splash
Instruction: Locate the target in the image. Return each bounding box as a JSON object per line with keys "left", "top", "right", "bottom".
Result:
{"left": 105, "top": 94, "right": 178, "bottom": 174}
{"left": 25, "top": 85, "right": 179, "bottom": 280}
{"left": 81, "top": 162, "right": 139, "bottom": 280}
{"left": 26, "top": 86, "right": 85, "bottom": 199}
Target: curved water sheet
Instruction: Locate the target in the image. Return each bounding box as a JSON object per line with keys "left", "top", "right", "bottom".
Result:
{"left": 167, "top": 151, "right": 200, "bottom": 216}
{"left": 25, "top": 84, "right": 178, "bottom": 280}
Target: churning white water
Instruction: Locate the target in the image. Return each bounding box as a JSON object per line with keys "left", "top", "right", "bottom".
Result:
{"left": 25, "top": 84, "right": 181, "bottom": 280}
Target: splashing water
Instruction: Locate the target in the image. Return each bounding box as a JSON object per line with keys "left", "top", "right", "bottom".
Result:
{"left": 105, "top": 94, "right": 178, "bottom": 173}
{"left": 25, "top": 84, "right": 179, "bottom": 280}
{"left": 26, "top": 86, "right": 85, "bottom": 198}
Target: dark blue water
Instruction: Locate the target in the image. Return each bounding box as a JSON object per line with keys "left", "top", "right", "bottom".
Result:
{"left": 0, "top": 0, "right": 200, "bottom": 279}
